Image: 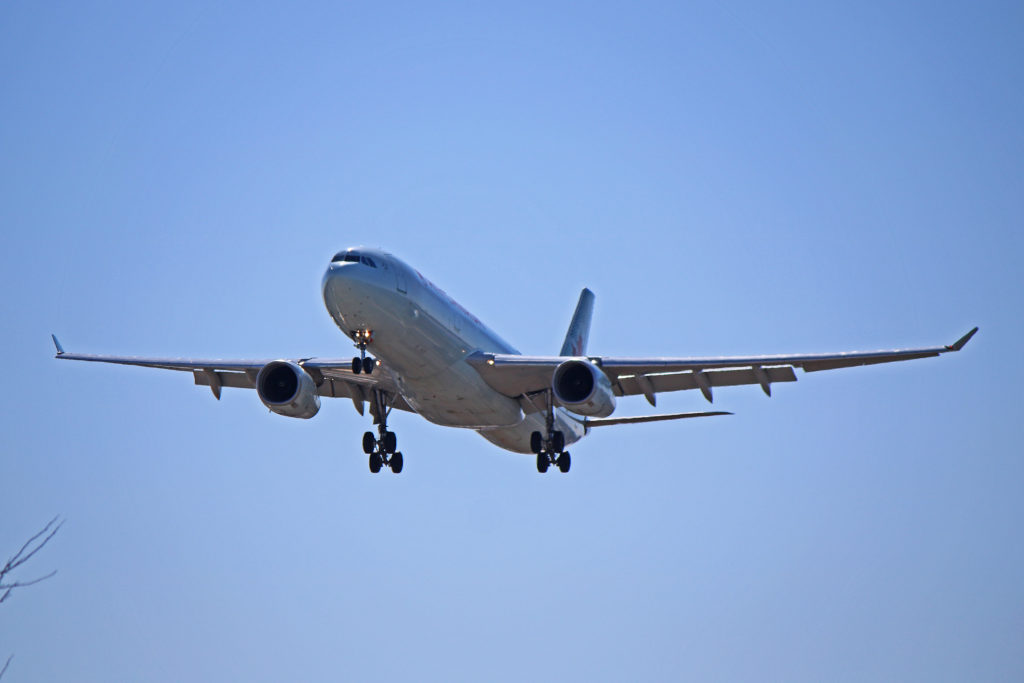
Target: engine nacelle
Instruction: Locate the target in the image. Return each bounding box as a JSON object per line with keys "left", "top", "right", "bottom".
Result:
{"left": 552, "top": 359, "right": 616, "bottom": 418}
{"left": 256, "top": 360, "right": 321, "bottom": 419}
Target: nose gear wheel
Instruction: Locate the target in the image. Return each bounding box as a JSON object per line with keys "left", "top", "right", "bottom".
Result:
{"left": 350, "top": 329, "right": 375, "bottom": 375}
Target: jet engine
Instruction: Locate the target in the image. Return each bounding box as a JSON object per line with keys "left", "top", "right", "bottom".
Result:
{"left": 552, "top": 359, "right": 616, "bottom": 418}
{"left": 256, "top": 361, "right": 321, "bottom": 419}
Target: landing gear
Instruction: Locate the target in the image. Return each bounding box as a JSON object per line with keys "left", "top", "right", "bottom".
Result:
{"left": 552, "top": 430, "right": 565, "bottom": 454}
{"left": 556, "top": 451, "right": 571, "bottom": 473}
{"left": 535, "top": 449, "right": 571, "bottom": 473}
{"left": 531, "top": 391, "right": 572, "bottom": 473}
{"left": 350, "top": 329, "right": 375, "bottom": 375}
{"left": 363, "top": 389, "right": 403, "bottom": 474}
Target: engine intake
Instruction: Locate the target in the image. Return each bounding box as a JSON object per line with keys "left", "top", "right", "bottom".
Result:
{"left": 256, "top": 360, "right": 321, "bottom": 419}
{"left": 552, "top": 359, "right": 616, "bottom": 417}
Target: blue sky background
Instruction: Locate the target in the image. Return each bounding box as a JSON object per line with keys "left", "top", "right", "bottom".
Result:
{"left": 2, "top": 1, "right": 1022, "bottom": 680}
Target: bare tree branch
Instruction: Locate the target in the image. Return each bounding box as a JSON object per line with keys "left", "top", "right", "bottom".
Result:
{"left": 0, "top": 570, "right": 58, "bottom": 605}
{"left": 0, "top": 517, "right": 62, "bottom": 580}
{"left": 0, "top": 517, "right": 63, "bottom": 604}
{"left": 1, "top": 518, "right": 62, "bottom": 680}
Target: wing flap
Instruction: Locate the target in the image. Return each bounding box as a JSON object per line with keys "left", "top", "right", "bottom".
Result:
{"left": 192, "top": 370, "right": 254, "bottom": 390}
{"left": 800, "top": 351, "right": 939, "bottom": 372}
{"left": 616, "top": 366, "right": 797, "bottom": 396}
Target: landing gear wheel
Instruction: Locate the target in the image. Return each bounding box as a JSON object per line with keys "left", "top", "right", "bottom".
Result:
{"left": 351, "top": 357, "right": 362, "bottom": 374}
{"left": 362, "top": 432, "right": 376, "bottom": 454}
{"left": 369, "top": 452, "right": 383, "bottom": 473}
{"left": 391, "top": 452, "right": 404, "bottom": 473}
{"left": 552, "top": 430, "right": 565, "bottom": 453}
{"left": 557, "top": 451, "right": 571, "bottom": 473}
{"left": 363, "top": 356, "right": 375, "bottom": 374}
{"left": 382, "top": 431, "right": 397, "bottom": 454}
{"left": 536, "top": 453, "right": 550, "bottom": 473}
{"left": 530, "top": 431, "right": 543, "bottom": 454}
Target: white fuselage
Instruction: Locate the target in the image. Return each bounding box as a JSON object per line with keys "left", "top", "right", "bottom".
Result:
{"left": 321, "top": 248, "right": 585, "bottom": 454}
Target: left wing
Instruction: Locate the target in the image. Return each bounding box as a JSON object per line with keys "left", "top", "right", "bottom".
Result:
{"left": 467, "top": 327, "right": 978, "bottom": 406}
{"left": 51, "top": 335, "right": 412, "bottom": 412}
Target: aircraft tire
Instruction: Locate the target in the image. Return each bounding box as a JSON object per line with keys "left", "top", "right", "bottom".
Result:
{"left": 351, "top": 357, "right": 362, "bottom": 374}
{"left": 530, "top": 431, "right": 542, "bottom": 454}
{"left": 536, "top": 453, "right": 549, "bottom": 473}
{"left": 362, "top": 432, "right": 376, "bottom": 454}
{"left": 391, "top": 452, "right": 404, "bottom": 474}
{"left": 383, "top": 431, "right": 397, "bottom": 454}
{"left": 369, "top": 452, "right": 383, "bottom": 473}
{"left": 363, "top": 356, "right": 375, "bottom": 374}
{"left": 552, "top": 430, "right": 565, "bottom": 453}
{"left": 557, "top": 452, "right": 571, "bottom": 473}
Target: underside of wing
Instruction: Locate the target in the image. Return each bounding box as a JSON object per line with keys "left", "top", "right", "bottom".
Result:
{"left": 52, "top": 337, "right": 413, "bottom": 412}
{"left": 466, "top": 327, "right": 977, "bottom": 406}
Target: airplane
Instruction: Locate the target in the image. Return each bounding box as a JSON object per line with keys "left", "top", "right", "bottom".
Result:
{"left": 53, "top": 246, "right": 978, "bottom": 474}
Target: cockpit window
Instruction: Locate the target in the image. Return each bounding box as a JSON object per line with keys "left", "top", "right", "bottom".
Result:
{"left": 331, "top": 251, "right": 377, "bottom": 268}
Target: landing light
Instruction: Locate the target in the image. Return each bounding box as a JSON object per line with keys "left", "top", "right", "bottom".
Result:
{"left": 487, "top": 359, "right": 495, "bottom": 366}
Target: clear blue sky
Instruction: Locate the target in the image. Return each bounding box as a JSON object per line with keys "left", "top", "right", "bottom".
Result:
{"left": 2, "top": 1, "right": 1022, "bottom": 680}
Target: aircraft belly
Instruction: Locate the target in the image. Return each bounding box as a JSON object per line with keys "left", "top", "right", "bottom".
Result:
{"left": 398, "top": 361, "right": 522, "bottom": 428}
{"left": 477, "top": 410, "right": 586, "bottom": 454}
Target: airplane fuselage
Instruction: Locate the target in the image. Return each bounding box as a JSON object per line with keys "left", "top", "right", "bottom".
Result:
{"left": 321, "top": 248, "right": 585, "bottom": 453}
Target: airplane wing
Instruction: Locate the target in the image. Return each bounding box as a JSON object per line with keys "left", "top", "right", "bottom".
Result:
{"left": 466, "top": 327, "right": 978, "bottom": 407}
{"left": 50, "top": 335, "right": 412, "bottom": 413}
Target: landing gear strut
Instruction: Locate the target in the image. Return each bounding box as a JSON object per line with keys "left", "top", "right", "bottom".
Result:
{"left": 530, "top": 391, "right": 571, "bottom": 473}
{"left": 364, "top": 388, "right": 403, "bottom": 473}
{"left": 350, "top": 329, "right": 375, "bottom": 375}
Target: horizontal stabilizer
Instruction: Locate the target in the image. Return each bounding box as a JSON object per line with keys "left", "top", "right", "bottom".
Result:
{"left": 584, "top": 410, "right": 732, "bottom": 427}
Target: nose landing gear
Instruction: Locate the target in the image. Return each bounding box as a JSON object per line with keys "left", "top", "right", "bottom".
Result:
{"left": 350, "top": 329, "right": 375, "bottom": 374}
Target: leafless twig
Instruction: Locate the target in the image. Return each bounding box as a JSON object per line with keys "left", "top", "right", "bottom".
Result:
{"left": 0, "top": 517, "right": 63, "bottom": 605}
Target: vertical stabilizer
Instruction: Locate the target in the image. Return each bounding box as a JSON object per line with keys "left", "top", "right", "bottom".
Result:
{"left": 560, "top": 288, "right": 596, "bottom": 356}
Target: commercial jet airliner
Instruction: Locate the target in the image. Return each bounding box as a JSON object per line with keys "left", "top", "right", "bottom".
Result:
{"left": 54, "top": 247, "right": 977, "bottom": 474}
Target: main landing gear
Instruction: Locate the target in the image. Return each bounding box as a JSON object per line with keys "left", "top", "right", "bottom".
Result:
{"left": 531, "top": 391, "right": 571, "bottom": 473}
{"left": 364, "top": 389, "right": 403, "bottom": 474}
{"left": 351, "top": 329, "right": 375, "bottom": 375}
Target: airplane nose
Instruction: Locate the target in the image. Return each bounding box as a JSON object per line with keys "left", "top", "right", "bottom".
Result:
{"left": 322, "top": 263, "right": 349, "bottom": 299}
{"left": 322, "top": 260, "right": 371, "bottom": 302}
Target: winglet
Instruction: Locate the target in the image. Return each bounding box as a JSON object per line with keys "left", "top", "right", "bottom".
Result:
{"left": 947, "top": 327, "right": 978, "bottom": 351}
{"left": 51, "top": 334, "right": 65, "bottom": 356}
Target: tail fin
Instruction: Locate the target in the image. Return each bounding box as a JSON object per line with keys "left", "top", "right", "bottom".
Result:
{"left": 560, "top": 288, "right": 595, "bottom": 356}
